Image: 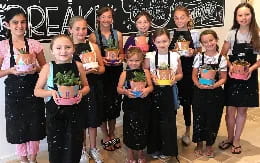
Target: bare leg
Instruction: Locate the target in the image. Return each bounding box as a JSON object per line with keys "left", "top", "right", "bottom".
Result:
{"left": 185, "top": 126, "right": 191, "bottom": 136}
{"left": 233, "top": 107, "right": 248, "bottom": 147}
{"left": 100, "top": 121, "right": 114, "bottom": 150}
{"left": 108, "top": 119, "right": 116, "bottom": 138}
{"left": 226, "top": 106, "right": 237, "bottom": 142}
{"left": 127, "top": 148, "right": 135, "bottom": 162}
{"left": 88, "top": 127, "right": 97, "bottom": 149}
{"left": 137, "top": 150, "right": 146, "bottom": 162}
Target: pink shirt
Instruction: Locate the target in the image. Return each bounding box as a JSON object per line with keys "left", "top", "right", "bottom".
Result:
{"left": 0, "top": 39, "right": 43, "bottom": 70}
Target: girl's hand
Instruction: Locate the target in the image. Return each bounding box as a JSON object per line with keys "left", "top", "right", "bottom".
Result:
{"left": 170, "top": 75, "right": 176, "bottom": 86}
{"left": 9, "top": 67, "right": 26, "bottom": 76}
{"left": 151, "top": 74, "right": 159, "bottom": 85}
{"left": 24, "top": 65, "right": 37, "bottom": 74}
{"left": 76, "top": 90, "right": 83, "bottom": 103}
{"left": 140, "top": 87, "right": 150, "bottom": 98}
{"left": 197, "top": 84, "right": 214, "bottom": 90}
{"left": 125, "top": 89, "right": 135, "bottom": 98}
{"left": 51, "top": 90, "right": 59, "bottom": 104}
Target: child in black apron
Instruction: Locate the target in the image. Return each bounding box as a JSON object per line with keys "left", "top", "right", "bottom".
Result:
{"left": 34, "top": 35, "right": 90, "bottom": 163}
{"left": 0, "top": 8, "right": 46, "bottom": 163}
{"left": 218, "top": 3, "right": 260, "bottom": 154}
{"left": 192, "top": 30, "right": 227, "bottom": 158}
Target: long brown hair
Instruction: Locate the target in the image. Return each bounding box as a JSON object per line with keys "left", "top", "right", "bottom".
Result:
{"left": 199, "top": 29, "right": 219, "bottom": 52}
{"left": 232, "top": 3, "right": 260, "bottom": 51}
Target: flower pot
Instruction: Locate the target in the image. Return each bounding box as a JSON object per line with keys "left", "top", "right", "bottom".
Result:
{"left": 135, "top": 36, "right": 149, "bottom": 52}
{"left": 199, "top": 69, "right": 216, "bottom": 86}
{"left": 176, "top": 41, "right": 190, "bottom": 56}
{"left": 15, "top": 53, "right": 36, "bottom": 72}
{"left": 156, "top": 69, "right": 174, "bottom": 86}
{"left": 130, "top": 81, "right": 146, "bottom": 97}
{"left": 57, "top": 85, "right": 79, "bottom": 99}
{"left": 55, "top": 96, "right": 81, "bottom": 105}
{"left": 104, "top": 49, "right": 119, "bottom": 64}
{"left": 80, "top": 52, "right": 99, "bottom": 70}
{"left": 230, "top": 61, "right": 250, "bottom": 80}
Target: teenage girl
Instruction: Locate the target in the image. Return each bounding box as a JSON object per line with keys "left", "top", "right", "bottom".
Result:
{"left": 219, "top": 3, "right": 260, "bottom": 154}
{"left": 145, "top": 28, "right": 183, "bottom": 159}
{"left": 89, "top": 6, "right": 124, "bottom": 151}
{"left": 0, "top": 8, "right": 46, "bottom": 163}
{"left": 192, "top": 29, "right": 227, "bottom": 158}
{"left": 68, "top": 16, "right": 105, "bottom": 162}
{"left": 34, "top": 35, "right": 90, "bottom": 163}
{"left": 117, "top": 47, "right": 153, "bottom": 163}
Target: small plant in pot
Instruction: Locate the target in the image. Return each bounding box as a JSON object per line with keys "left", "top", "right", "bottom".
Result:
{"left": 230, "top": 59, "right": 250, "bottom": 80}
{"left": 54, "top": 70, "right": 81, "bottom": 105}
{"left": 156, "top": 63, "right": 174, "bottom": 86}
{"left": 130, "top": 71, "right": 147, "bottom": 97}
{"left": 80, "top": 50, "right": 98, "bottom": 70}
{"left": 104, "top": 38, "right": 119, "bottom": 64}
{"left": 176, "top": 35, "right": 190, "bottom": 56}
{"left": 15, "top": 48, "right": 36, "bottom": 72}
{"left": 199, "top": 64, "right": 217, "bottom": 86}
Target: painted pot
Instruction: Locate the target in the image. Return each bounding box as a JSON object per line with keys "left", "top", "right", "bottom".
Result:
{"left": 176, "top": 41, "right": 190, "bottom": 56}
{"left": 80, "top": 52, "right": 99, "bottom": 70}
{"left": 156, "top": 69, "right": 174, "bottom": 86}
{"left": 104, "top": 49, "right": 119, "bottom": 64}
{"left": 57, "top": 85, "right": 79, "bottom": 99}
{"left": 15, "top": 53, "right": 36, "bottom": 72}
{"left": 230, "top": 62, "right": 250, "bottom": 80}
{"left": 130, "top": 81, "right": 146, "bottom": 97}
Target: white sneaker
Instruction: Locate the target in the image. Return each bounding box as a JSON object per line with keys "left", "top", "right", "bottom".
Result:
{"left": 150, "top": 151, "right": 160, "bottom": 159}
{"left": 182, "top": 135, "right": 191, "bottom": 145}
{"left": 89, "top": 148, "right": 103, "bottom": 163}
{"left": 80, "top": 150, "right": 89, "bottom": 162}
{"left": 159, "top": 154, "right": 171, "bottom": 159}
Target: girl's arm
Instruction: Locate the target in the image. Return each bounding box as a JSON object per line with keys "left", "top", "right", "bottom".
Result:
{"left": 117, "top": 71, "right": 135, "bottom": 98}
{"left": 249, "top": 60, "right": 260, "bottom": 74}
{"left": 192, "top": 67, "right": 200, "bottom": 88}
{"left": 35, "top": 49, "right": 47, "bottom": 72}
{"left": 89, "top": 33, "right": 97, "bottom": 44}
{"left": 34, "top": 63, "right": 57, "bottom": 98}
{"left": 117, "top": 31, "right": 125, "bottom": 61}
{"left": 0, "top": 57, "right": 27, "bottom": 77}
{"left": 175, "top": 58, "right": 183, "bottom": 81}
{"left": 141, "top": 69, "right": 153, "bottom": 98}
{"left": 76, "top": 61, "right": 90, "bottom": 96}
{"left": 213, "top": 71, "right": 227, "bottom": 88}
{"left": 220, "top": 41, "right": 232, "bottom": 67}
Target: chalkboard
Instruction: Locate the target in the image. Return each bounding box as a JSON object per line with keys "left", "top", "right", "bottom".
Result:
{"left": 0, "top": 0, "right": 224, "bottom": 42}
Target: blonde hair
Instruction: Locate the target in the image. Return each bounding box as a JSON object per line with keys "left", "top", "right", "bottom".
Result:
{"left": 50, "top": 34, "right": 74, "bottom": 50}
{"left": 68, "top": 16, "right": 87, "bottom": 28}
{"left": 126, "top": 47, "right": 144, "bottom": 61}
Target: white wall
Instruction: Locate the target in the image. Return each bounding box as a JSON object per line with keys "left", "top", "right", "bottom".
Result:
{"left": 0, "top": 0, "right": 250, "bottom": 161}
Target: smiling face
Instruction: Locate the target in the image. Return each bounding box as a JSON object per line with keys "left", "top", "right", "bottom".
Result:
{"left": 98, "top": 10, "right": 113, "bottom": 28}
{"left": 135, "top": 15, "right": 151, "bottom": 33}
{"left": 173, "top": 10, "right": 190, "bottom": 29}
{"left": 200, "top": 34, "right": 218, "bottom": 52}
{"left": 69, "top": 19, "right": 88, "bottom": 43}
{"left": 6, "top": 14, "right": 27, "bottom": 37}
{"left": 154, "top": 34, "right": 170, "bottom": 53}
{"left": 127, "top": 54, "right": 142, "bottom": 70}
{"left": 51, "top": 36, "right": 75, "bottom": 64}
{"left": 236, "top": 6, "right": 252, "bottom": 27}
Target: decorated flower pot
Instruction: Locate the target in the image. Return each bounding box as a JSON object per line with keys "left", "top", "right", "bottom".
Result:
{"left": 135, "top": 36, "right": 149, "bottom": 52}
{"left": 156, "top": 69, "right": 174, "bottom": 86}
{"left": 104, "top": 48, "right": 119, "bottom": 64}
{"left": 199, "top": 69, "right": 216, "bottom": 85}
{"left": 230, "top": 60, "right": 250, "bottom": 80}
{"left": 57, "top": 85, "right": 79, "bottom": 99}
{"left": 130, "top": 81, "right": 146, "bottom": 97}
{"left": 80, "top": 51, "right": 99, "bottom": 70}
{"left": 176, "top": 41, "right": 190, "bottom": 56}
{"left": 15, "top": 53, "right": 36, "bottom": 72}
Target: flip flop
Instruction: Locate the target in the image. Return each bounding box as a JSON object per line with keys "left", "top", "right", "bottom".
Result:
{"left": 231, "top": 145, "right": 242, "bottom": 154}
{"left": 194, "top": 147, "right": 203, "bottom": 157}
{"left": 219, "top": 140, "right": 232, "bottom": 150}
{"left": 206, "top": 149, "right": 215, "bottom": 158}
{"left": 101, "top": 139, "right": 115, "bottom": 151}
{"left": 111, "top": 137, "right": 121, "bottom": 149}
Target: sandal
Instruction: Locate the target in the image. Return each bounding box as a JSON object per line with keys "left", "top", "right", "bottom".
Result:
{"left": 194, "top": 147, "right": 203, "bottom": 157}
{"left": 125, "top": 159, "right": 136, "bottom": 163}
{"left": 111, "top": 137, "right": 121, "bottom": 149}
{"left": 231, "top": 144, "right": 242, "bottom": 154}
{"left": 138, "top": 158, "right": 146, "bottom": 163}
{"left": 218, "top": 140, "right": 232, "bottom": 150}
{"left": 206, "top": 149, "right": 215, "bottom": 158}
{"left": 101, "top": 139, "right": 115, "bottom": 151}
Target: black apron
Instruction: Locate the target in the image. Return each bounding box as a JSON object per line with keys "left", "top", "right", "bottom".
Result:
{"left": 5, "top": 38, "right": 45, "bottom": 144}
{"left": 225, "top": 29, "right": 259, "bottom": 107}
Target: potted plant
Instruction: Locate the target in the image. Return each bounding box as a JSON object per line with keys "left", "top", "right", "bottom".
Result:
{"left": 79, "top": 50, "right": 98, "bottom": 70}
{"left": 54, "top": 70, "right": 81, "bottom": 105}
{"left": 199, "top": 64, "right": 217, "bottom": 85}
{"left": 156, "top": 63, "right": 174, "bottom": 86}
{"left": 230, "top": 59, "right": 250, "bottom": 80}
{"left": 130, "top": 71, "right": 147, "bottom": 97}
{"left": 176, "top": 35, "right": 190, "bottom": 56}
{"left": 15, "top": 48, "right": 36, "bottom": 72}
{"left": 104, "top": 38, "right": 119, "bottom": 64}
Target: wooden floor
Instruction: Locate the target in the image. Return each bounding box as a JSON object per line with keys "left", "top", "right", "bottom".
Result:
{"left": 6, "top": 107, "right": 260, "bottom": 163}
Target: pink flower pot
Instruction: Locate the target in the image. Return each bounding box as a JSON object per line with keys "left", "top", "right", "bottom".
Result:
{"left": 15, "top": 64, "right": 35, "bottom": 72}
{"left": 15, "top": 53, "right": 36, "bottom": 71}
{"left": 57, "top": 85, "right": 79, "bottom": 99}
{"left": 55, "top": 96, "right": 81, "bottom": 105}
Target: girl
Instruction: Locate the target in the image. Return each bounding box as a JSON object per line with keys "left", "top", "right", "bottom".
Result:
{"left": 0, "top": 8, "right": 46, "bottom": 163}
{"left": 219, "top": 3, "right": 260, "bottom": 154}
{"left": 124, "top": 11, "right": 156, "bottom": 53}
{"left": 89, "top": 6, "right": 124, "bottom": 151}
{"left": 170, "top": 6, "right": 201, "bottom": 145}
{"left": 68, "top": 16, "right": 105, "bottom": 162}
{"left": 145, "top": 28, "right": 182, "bottom": 159}
{"left": 34, "top": 35, "right": 90, "bottom": 163}
{"left": 117, "top": 47, "right": 153, "bottom": 163}
{"left": 192, "top": 30, "right": 227, "bottom": 158}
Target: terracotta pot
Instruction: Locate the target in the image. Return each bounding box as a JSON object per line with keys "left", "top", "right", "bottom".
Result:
{"left": 80, "top": 52, "right": 96, "bottom": 63}
{"left": 176, "top": 41, "right": 190, "bottom": 51}
{"left": 104, "top": 49, "right": 119, "bottom": 62}
{"left": 157, "top": 69, "right": 173, "bottom": 80}
{"left": 15, "top": 53, "right": 36, "bottom": 65}
{"left": 57, "top": 85, "right": 79, "bottom": 99}
{"left": 130, "top": 81, "right": 146, "bottom": 91}
{"left": 200, "top": 69, "right": 216, "bottom": 80}
{"left": 232, "top": 64, "right": 250, "bottom": 74}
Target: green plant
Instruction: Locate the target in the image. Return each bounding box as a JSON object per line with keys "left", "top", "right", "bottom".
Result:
{"left": 177, "top": 35, "right": 186, "bottom": 42}
{"left": 201, "top": 64, "right": 216, "bottom": 70}
{"left": 233, "top": 59, "right": 250, "bottom": 66}
{"left": 80, "top": 50, "right": 90, "bottom": 54}
{"left": 106, "top": 38, "right": 118, "bottom": 50}
{"left": 132, "top": 71, "right": 146, "bottom": 82}
{"left": 17, "top": 48, "right": 28, "bottom": 54}
{"left": 54, "top": 70, "right": 81, "bottom": 86}
{"left": 158, "top": 63, "right": 169, "bottom": 70}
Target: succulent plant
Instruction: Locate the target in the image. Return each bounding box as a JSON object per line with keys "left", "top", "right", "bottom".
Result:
{"left": 158, "top": 63, "right": 169, "bottom": 70}
{"left": 17, "top": 48, "right": 28, "bottom": 54}
{"left": 201, "top": 64, "right": 216, "bottom": 70}
{"left": 131, "top": 71, "right": 146, "bottom": 82}
{"left": 233, "top": 59, "right": 250, "bottom": 66}
{"left": 106, "top": 38, "right": 118, "bottom": 50}
{"left": 177, "top": 35, "right": 186, "bottom": 42}
{"left": 54, "top": 70, "right": 81, "bottom": 86}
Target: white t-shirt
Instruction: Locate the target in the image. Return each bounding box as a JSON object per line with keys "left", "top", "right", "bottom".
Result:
{"left": 193, "top": 52, "right": 227, "bottom": 71}
{"left": 145, "top": 51, "right": 180, "bottom": 73}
